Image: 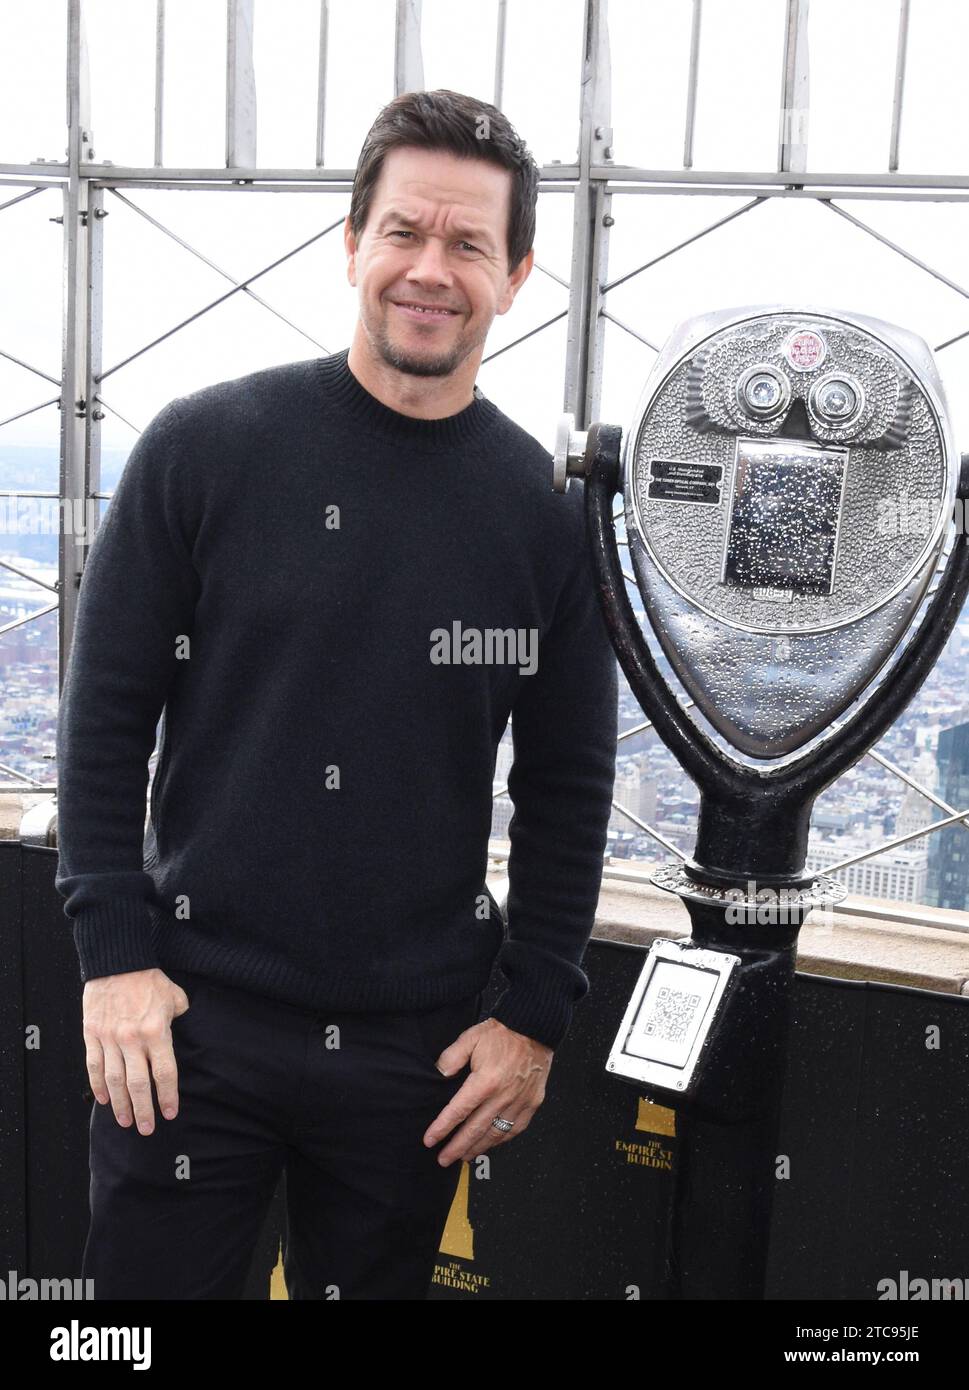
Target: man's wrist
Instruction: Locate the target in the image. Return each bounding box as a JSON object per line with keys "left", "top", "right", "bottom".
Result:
{"left": 482, "top": 1014, "right": 555, "bottom": 1052}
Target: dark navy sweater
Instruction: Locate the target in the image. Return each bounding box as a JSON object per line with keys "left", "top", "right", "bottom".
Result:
{"left": 54, "top": 349, "right": 618, "bottom": 1049}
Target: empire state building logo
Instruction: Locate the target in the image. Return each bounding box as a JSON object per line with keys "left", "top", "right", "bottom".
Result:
{"left": 439, "top": 1160, "right": 474, "bottom": 1260}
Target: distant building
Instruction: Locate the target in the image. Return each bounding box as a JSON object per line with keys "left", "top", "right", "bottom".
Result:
{"left": 894, "top": 751, "right": 940, "bottom": 854}
{"left": 490, "top": 736, "right": 514, "bottom": 840}
{"left": 609, "top": 759, "right": 659, "bottom": 837}
{"left": 806, "top": 837, "right": 928, "bottom": 904}
{"left": 928, "top": 723, "right": 969, "bottom": 911}
{"left": 812, "top": 807, "right": 852, "bottom": 836}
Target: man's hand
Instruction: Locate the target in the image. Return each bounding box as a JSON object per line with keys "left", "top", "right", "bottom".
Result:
{"left": 82, "top": 967, "right": 190, "bottom": 1135}
{"left": 422, "top": 1017, "right": 553, "bottom": 1166}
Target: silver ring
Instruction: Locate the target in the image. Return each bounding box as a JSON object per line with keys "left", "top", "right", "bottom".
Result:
{"left": 490, "top": 1115, "right": 515, "bottom": 1133}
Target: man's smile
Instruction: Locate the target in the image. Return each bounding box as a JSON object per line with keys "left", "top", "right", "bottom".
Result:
{"left": 391, "top": 299, "right": 461, "bottom": 323}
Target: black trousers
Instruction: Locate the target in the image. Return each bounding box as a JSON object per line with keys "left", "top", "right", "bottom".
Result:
{"left": 82, "top": 966, "right": 483, "bottom": 1300}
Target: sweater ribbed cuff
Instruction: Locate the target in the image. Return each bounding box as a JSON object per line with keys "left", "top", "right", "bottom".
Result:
{"left": 484, "top": 940, "right": 590, "bottom": 1050}
{"left": 71, "top": 899, "right": 162, "bottom": 983}
{"left": 486, "top": 987, "right": 575, "bottom": 1052}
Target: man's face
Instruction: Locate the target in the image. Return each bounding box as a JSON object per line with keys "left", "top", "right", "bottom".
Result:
{"left": 344, "top": 145, "right": 533, "bottom": 379}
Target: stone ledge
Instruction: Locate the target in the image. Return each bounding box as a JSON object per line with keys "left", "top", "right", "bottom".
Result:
{"left": 0, "top": 798, "right": 26, "bottom": 838}
{"left": 0, "top": 795, "right": 55, "bottom": 840}
{"left": 587, "top": 871, "right": 969, "bottom": 996}
{"left": 13, "top": 824, "right": 969, "bottom": 995}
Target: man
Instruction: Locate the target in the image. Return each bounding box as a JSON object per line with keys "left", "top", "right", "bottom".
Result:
{"left": 55, "top": 88, "right": 618, "bottom": 1301}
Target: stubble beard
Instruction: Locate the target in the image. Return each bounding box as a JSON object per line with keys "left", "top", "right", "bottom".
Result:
{"left": 367, "top": 298, "right": 481, "bottom": 379}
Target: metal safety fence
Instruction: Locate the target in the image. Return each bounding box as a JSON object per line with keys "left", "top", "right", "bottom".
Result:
{"left": 1, "top": 0, "right": 968, "bottom": 924}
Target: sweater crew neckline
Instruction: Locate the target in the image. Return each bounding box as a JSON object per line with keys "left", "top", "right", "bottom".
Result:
{"left": 319, "top": 347, "right": 497, "bottom": 449}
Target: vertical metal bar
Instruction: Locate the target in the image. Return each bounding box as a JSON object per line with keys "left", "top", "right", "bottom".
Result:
{"left": 564, "top": 0, "right": 613, "bottom": 428}
{"left": 315, "top": 0, "right": 329, "bottom": 168}
{"left": 88, "top": 182, "right": 105, "bottom": 561}
{"left": 584, "top": 181, "right": 613, "bottom": 425}
{"left": 494, "top": 0, "right": 508, "bottom": 110}
{"left": 153, "top": 0, "right": 165, "bottom": 167}
{"left": 778, "top": 0, "right": 810, "bottom": 176}
{"left": 226, "top": 0, "right": 257, "bottom": 168}
{"left": 889, "top": 0, "right": 911, "bottom": 173}
{"left": 59, "top": 0, "right": 95, "bottom": 691}
{"left": 683, "top": 0, "right": 702, "bottom": 170}
{"left": 394, "top": 0, "right": 424, "bottom": 97}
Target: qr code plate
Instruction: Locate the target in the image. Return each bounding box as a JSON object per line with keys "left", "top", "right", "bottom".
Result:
{"left": 643, "top": 985, "right": 703, "bottom": 1044}
{"left": 608, "top": 940, "right": 740, "bottom": 1086}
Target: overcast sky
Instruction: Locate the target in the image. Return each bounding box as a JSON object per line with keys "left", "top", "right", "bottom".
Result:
{"left": 4, "top": 0, "right": 969, "bottom": 466}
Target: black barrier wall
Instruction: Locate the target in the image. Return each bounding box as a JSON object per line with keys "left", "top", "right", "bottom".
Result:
{"left": 0, "top": 840, "right": 279, "bottom": 1301}
{"left": 2, "top": 839, "right": 967, "bottom": 1301}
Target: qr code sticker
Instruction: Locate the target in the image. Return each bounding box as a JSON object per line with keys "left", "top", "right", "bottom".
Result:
{"left": 643, "top": 985, "right": 701, "bottom": 1044}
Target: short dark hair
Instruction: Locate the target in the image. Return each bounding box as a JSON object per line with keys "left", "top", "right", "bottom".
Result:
{"left": 348, "top": 89, "right": 540, "bottom": 274}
